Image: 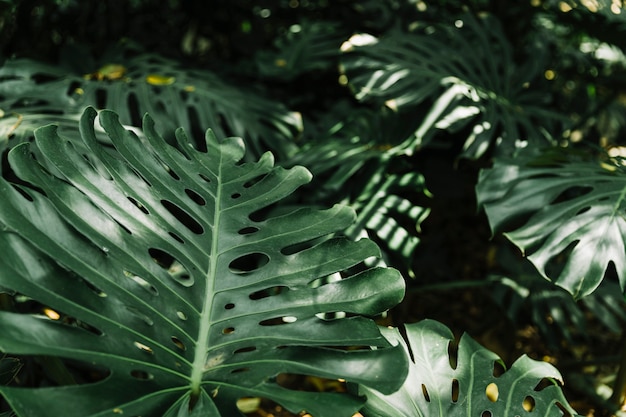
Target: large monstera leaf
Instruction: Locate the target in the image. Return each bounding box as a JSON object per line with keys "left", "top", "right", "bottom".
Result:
{"left": 0, "top": 107, "right": 407, "bottom": 416}
{"left": 340, "top": 12, "right": 565, "bottom": 159}
{"left": 358, "top": 320, "right": 581, "bottom": 417}
{"left": 476, "top": 148, "right": 626, "bottom": 299}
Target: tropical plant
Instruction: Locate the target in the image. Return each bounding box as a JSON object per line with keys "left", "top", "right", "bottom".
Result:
{"left": 3, "top": 0, "right": 625, "bottom": 415}
{"left": 476, "top": 147, "right": 626, "bottom": 299}
{"left": 0, "top": 48, "right": 302, "bottom": 160}
{"left": 339, "top": 12, "right": 567, "bottom": 159}
{"left": 0, "top": 107, "right": 408, "bottom": 416}
{"left": 357, "top": 320, "right": 578, "bottom": 417}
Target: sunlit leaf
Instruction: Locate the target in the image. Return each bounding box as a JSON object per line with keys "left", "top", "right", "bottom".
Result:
{"left": 477, "top": 147, "right": 626, "bottom": 299}
{"left": 358, "top": 320, "right": 581, "bottom": 417}
{"left": 341, "top": 13, "right": 566, "bottom": 158}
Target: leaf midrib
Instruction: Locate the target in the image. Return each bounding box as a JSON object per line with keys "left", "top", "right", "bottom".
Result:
{"left": 189, "top": 150, "right": 223, "bottom": 396}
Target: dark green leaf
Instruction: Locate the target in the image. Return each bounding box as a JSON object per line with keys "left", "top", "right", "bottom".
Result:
{"left": 0, "top": 107, "right": 407, "bottom": 416}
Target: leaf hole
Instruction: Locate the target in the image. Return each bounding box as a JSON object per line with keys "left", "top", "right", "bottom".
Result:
{"left": 164, "top": 164, "right": 180, "bottom": 180}
{"left": 316, "top": 311, "right": 346, "bottom": 320}
{"left": 113, "top": 218, "right": 132, "bottom": 235}
{"left": 486, "top": 382, "right": 499, "bottom": 402}
{"left": 133, "top": 341, "right": 154, "bottom": 354}
{"left": 234, "top": 346, "right": 257, "bottom": 354}
{"left": 82, "top": 278, "right": 107, "bottom": 298}
{"left": 493, "top": 360, "right": 505, "bottom": 377}
{"left": 224, "top": 303, "right": 235, "bottom": 310}
{"left": 130, "top": 369, "right": 154, "bottom": 381}
{"left": 244, "top": 174, "right": 267, "bottom": 188}
{"left": 231, "top": 192, "right": 242, "bottom": 199}
{"left": 223, "top": 327, "right": 235, "bottom": 334}
{"left": 169, "top": 232, "right": 184, "bottom": 243}
{"left": 238, "top": 226, "right": 259, "bottom": 235}
{"left": 171, "top": 336, "right": 186, "bottom": 351}
{"left": 575, "top": 206, "right": 591, "bottom": 215}
{"left": 229, "top": 252, "right": 270, "bottom": 274}
{"left": 161, "top": 200, "right": 204, "bottom": 234}
{"left": 125, "top": 271, "right": 158, "bottom": 296}
{"left": 308, "top": 273, "right": 342, "bottom": 289}
{"left": 448, "top": 339, "right": 458, "bottom": 370}
{"left": 149, "top": 248, "right": 176, "bottom": 269}
{"left": 555, "top": 401, "right": 573, "bottom": 417}
{"left": 481, "top": 412, "right": 492, "bottom": 417}
{"left": 199, "top": 173, "right": 212, "bottom": 183}
{"left": 523, "top": 395, "right": 536, "bottom": 411}
{"left": 185, "top": 188, "right": 206, "bottom": 205}
{"left": 231, "top": 367, "right": 250, "bottom": 374}
{"left": 451, "top": 379, "right": 459, "bottom": 402}
{"left": 259, "top": 316, "right": 297, "bottom": 326}
{"left": 127, "top": 196, "right": 149, "bottom": 214}
{"left": 249, "top": 286, "right": 287, "bottom": 300}
{"left": 534, "top": 377, "right": 556, "bottom": 391}
{"left": 79, "top": 321, "right": 104, "bottom": 336}
{"left": 421, "top": 384, "right": 430, "bottom": 402}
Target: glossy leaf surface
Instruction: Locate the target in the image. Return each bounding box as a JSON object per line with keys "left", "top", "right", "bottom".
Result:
{"left": 358, "top": 320, "right": 580, "bottom": 417}
{"left": 477, "top": 149, "right": 626, "bottom": 299}
{"left": 340, "top": 13, "right": 564, "bottom": 158}
{"left": 0, "top": 107, "right": 406, "bottom": 416}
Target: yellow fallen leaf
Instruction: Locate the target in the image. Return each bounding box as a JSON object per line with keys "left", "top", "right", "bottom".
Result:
{"left": 146, "top": 74, "right": 176, "bottom": 86}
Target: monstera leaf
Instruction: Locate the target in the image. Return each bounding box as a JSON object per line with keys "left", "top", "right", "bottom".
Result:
{"left": 358, "top": 320, "right": 580, "bottom": 417}
{"left": 476, "top": 148, "right": 626, "bottom": 299}
{"left": 255, "top": 20, "right": 346, "bottom": 81}
{"left": 0, "top": 107, "right": 407, "bottom": 416}
{"left": 340, "top": 12, "right": 565, "bottom": 159}
{"left": 343, "top": 167, "right": 430, "bottom": 275}
{"left": 0, "top": 53, "right": 301, "bottom": 160}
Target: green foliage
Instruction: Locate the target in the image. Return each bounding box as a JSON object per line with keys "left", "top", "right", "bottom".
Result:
{"left": 476, "top": 147, "right": 626, "bottom": 299}
{"left": 340, "top": 12, "right": 567, "bottom": 158}
{"left": 0, "top": 50, "right": 302, "bottom": 160}
{"left": 489, "top": 246, "right": 626, "bottom": 348}
{"left": 0, "top": 107, "right": 406, "bottom": 416}
{"left": 5, "top": 0, "right": 626, "bottom": 415}
{"left": 358, "top": 320, "right": 580, "bottom": 417}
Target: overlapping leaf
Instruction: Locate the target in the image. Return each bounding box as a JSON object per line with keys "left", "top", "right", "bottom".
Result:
{"left": 358, "top": 320, "right": 581, "bottom": 417}
{"left": 0, "top": 53, "right": 301, "bottom": 159}
{"left": 0, "top": 107, "right": 407, "bottom": 416}
{"left": 340, "top": 12, "right": 565, "bottom": 158}
{"left": 287, "top": 104, "right": 430, "bottom": 275}
{"left": 476, "top": 148, "right": 626, "bottom": 299}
